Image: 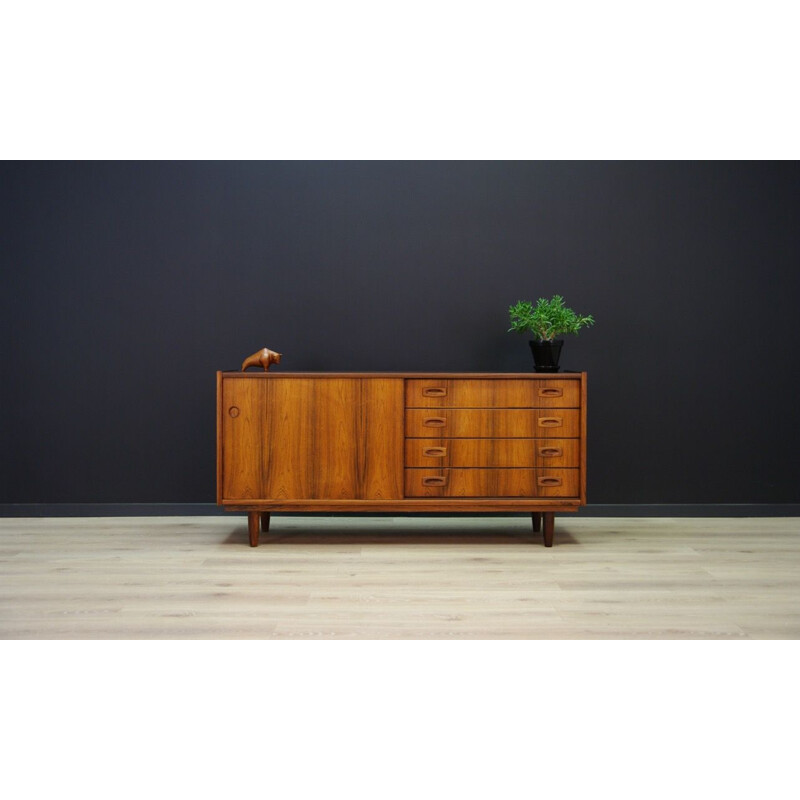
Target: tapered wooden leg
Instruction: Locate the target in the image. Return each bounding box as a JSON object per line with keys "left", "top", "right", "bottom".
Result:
{"left": 531, "top": 512, "right": 541, "bottom": 533}
{"left": 248, "top": 512, "right": 260, "bottom": 547}
{"left": 543, "top": 512, "right": 555, "bottom": 547}
{"left": 260, "top": 512, "right": 270, "bottom": 533}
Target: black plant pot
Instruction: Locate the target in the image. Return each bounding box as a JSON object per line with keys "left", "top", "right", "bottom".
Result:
{"left": 529, "top": 339, "right": 563, "bottom": 372}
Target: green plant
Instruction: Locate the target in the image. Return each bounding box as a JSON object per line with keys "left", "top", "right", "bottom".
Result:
{"left": 508, "top": 295, "right": 595, "bottom": 342}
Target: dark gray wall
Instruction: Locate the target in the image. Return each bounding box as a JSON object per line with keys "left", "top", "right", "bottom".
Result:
{"left": 2, "top": 161, "right": 799, "bottom": 506}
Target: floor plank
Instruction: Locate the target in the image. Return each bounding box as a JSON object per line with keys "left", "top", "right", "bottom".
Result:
{"left": 1, "top": 515, "right": 798, "bottom": 639}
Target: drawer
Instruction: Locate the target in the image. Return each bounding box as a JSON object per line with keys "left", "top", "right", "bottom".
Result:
{"left": 404, "top": 408, "right": 580, "bottom": 438}
{"left": 405, "top": 438, "right": 580, "bottom": 468}
{"left": 404, "top": 468, "right": 580, "bottom": 498}
{"left": 405, "top": 379, "right": 579, "bottom": 408}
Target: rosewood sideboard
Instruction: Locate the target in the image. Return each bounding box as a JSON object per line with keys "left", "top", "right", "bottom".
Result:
{"left": 216, "top": 372, "right": 587, "bottom": 546}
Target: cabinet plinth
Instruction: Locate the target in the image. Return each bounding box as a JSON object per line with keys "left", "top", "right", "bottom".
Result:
{"left": 217, "top": 372, "right": 587, "bottom": 546}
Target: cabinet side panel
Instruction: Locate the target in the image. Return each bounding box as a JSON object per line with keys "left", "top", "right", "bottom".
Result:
{"left": 221, "top": 378, "right": 265, "bottom": 501}
{"left": 216, "top": 372, "right": 222, "bottom": 504}
{"left": 360, "top": 378, "right": 404, "bottom": 499}
{"left": 581, "top": 372, "right": 587, "bottom": 505}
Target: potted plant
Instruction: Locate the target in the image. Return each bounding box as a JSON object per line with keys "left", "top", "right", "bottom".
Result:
{"left": 508, "top": 295, "right": 594, "bottom": 372}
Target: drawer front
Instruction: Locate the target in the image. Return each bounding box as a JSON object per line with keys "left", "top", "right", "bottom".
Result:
{"left": 405, "top": 438, "right": 580, "bottom": 468}
{"left": 405, "top": 408, "right": 580, "bottom": 438}
{"left": 405, "top": 379, "right": 579, "bottom": 408}
{"left": 404, "top": 468, "right": 580, "bottom": 498}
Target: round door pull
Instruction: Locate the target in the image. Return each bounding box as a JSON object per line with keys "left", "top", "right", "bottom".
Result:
{"left": 228, "top": 406, "right": 240, "bottom": 418}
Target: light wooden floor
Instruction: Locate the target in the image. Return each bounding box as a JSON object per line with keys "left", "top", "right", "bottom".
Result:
{"left": 1, "top": 515, "right": 798, "bottom": 639}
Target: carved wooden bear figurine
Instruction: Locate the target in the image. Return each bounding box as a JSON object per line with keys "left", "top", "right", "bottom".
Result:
{"left": 241, "top": 347, "right": 282, "bottom": 371}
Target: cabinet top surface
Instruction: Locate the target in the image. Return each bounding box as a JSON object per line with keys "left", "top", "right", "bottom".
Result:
{"left": 220, "top": 371, "right": 585, "bottom": 379}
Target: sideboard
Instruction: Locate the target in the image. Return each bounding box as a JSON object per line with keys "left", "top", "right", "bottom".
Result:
{"left": 216, "top": 372, "right": 586, "bottom": 546}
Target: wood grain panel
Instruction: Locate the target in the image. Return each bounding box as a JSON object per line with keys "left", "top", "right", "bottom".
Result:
{"left": 405, "top": 379, "right": 579, "bottom": 408}
{"left": 260, "top": 378, "right": 403, "bottom": 501}
{"left": 404, "top": 468, "right": 580, "bottom": 498}
{"left": 309, "top": 378, "right": 360, "bottom": 499}
{"left": 404, "top": 408, "right": 580, "bottom": 438}
{"left": 404, "top": 438, "right": 580, "bottom": 468}
{"left": 221, "top": 378, "right": 265, "bottom": 500}
{"left": 263, "top": 379, "right": 355, "bottom": 499}
{"left": 359, "top": 378, "right": 404, "bottom": 499}
{"left": 262, "top": 378, "right": 316, "bottom": 499}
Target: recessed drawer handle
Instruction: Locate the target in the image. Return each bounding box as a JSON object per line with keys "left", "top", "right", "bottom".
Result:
{"left": 538, "top": 417, "right": 562, "bottom": 427}
{"left": 423, "top": 416, "right": 447, "bottom": 427}
{"left": 422, "top": 476, "right": 447, "bottom": 487}
{"left": 537, "top": 477, "right": 562, "bottom": 487}
{"left": 539, "top": 447, "right": 563, "bottom": 457}
{"left": 422, "top": 447, "right": 447, "bottom": 457}
{"left": 538, "top": 387, "right": 563, "bottom": 397}
{"left": 422, "top": 387, "right": 447, "bottom": 397}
